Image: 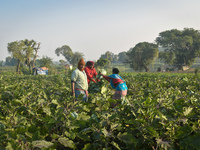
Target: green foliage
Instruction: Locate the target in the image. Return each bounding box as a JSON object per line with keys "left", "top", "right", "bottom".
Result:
{"left": 70, "top": 51, "right": 84, "bottom": 66}
{"left": 118, "top": 51, "right": 128, "bottom": 63}
{"left": 101, "top": 51, "right": 117, "bottom": 63}
{"left": 55, "top": 45, "right": 73, "bottom": 62}
{"left": 96, "top": 57, "right": 110, "bottom": 68}
{"left": 55, "top": 45, "right": 84, "bottom": 66}
{"left": 5, "top": 56, "right": 17, "bottom": 66}
{"left": 127, "top": 42, "right": 159, "bottom": 72}
{"left": 156, "top": 28, "right": 200, "bottom": 70}
{"left": 38, "top": 56, "right": 53, "bottom": 68}
{"left": 0, "top": 73, "right": 200, "bottom": 149}
{"left": 195, "top": 68, "right": 199, "bottom": 75}
{"left": 159, "top": 51, "right": 175, "bottom": 65}
{"left": 7, "top": 39, "right": 40, "bottom": 73}
{"left": 7, "top": 40, "right": 26, "bottom": 73}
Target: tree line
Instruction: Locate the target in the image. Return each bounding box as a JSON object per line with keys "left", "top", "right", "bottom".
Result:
{"left": 99, "top": 28, "right": 200, "bottom": 72}
{"left": 1, "top": 28, "right": 200, "bottom": 73}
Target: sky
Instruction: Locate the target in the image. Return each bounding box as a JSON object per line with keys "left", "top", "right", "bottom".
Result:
{"left": 1, "top": 0, "right": 200, "bottom": 62}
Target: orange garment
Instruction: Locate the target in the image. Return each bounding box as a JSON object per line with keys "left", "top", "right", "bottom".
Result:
{"left": 84, "top": 66, "right": 98, "bottom": 84}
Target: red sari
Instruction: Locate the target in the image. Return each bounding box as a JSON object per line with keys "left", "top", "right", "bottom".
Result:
{"left": 84, "top": 66, "right": 98, "bottom": 84}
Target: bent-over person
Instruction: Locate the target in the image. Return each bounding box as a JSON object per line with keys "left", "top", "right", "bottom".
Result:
{"left": 101, "top": 68, "right": 128, "bottom": 107}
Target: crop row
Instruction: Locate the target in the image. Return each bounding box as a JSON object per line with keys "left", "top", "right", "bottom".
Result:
{"left": 0, "top": 73, "right": 200, "bottom": 149}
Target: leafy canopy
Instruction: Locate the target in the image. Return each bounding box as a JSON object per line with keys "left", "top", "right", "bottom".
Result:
{"left": 156, "top": 28, "right": 200, "bottom": 70}
{"left": 127, "top": 42, "right": 158, "bottom": 72}
{"left": 55, "top": 45, "right": 85, "bottom": 66}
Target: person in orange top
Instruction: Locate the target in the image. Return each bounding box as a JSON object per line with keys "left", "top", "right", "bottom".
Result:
{"left": 84, "top": 61, "right": 100, "bottom": 85}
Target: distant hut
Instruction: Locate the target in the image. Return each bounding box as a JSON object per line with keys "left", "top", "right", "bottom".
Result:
{"left": 33, "top": 67, "right": 48, "bottom": 75}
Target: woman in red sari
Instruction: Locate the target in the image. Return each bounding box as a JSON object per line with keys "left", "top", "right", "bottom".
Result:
{"left": 84, "top": 61, "right": 100, "bottom": 85}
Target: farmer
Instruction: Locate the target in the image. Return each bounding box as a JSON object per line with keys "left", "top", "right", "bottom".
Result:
{"left": 101, "top": 68, "right": 128, "bottom": 107}
{"left": 71, "top": 58, "right": 88, "bottom": 102}
{"left": 84, "top": 61, "right": 100, "bottom": 85}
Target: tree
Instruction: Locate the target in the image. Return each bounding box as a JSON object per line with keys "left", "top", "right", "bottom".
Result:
{"left": 5, "top": 56, "right": 17, "bottom": 66}
{"left": 7, "top": 40, "right": 25, "bottom": 73}
{"left": 118, "top": 51, "right": 128, "bottom": 63}
{"left": 158, "top": 51, "right": 175, "bottom": 65}
{"left": 32, "top": 42, "right": 41, "bottom": 68}
{"left": 101, "top": 51, "right": 116, "bottom": 63}
{"left": 59, "top": 60, "right": 66, "bottom": 66}
{"left": 39, "top": 56, "right": 53, "bottom": 68}
{"left": 0, "top": 60, "right": 4, "bottom": 67}
{"left": 156, "top": 28, "right": 200, "bottom": 70}
{"left": 23, "top": 39, "right": 37, "bottom": 72}
{"left": 70, "top": 52, "right": 84, "bottom": 66}
{"left": 127, "top": 42, "right": 158, "bottom": 72}
{"left": 55, "top": 45, "right": 74, "bottom": 64}
{"left": 96, "top": 57, "right": 110, "bottom": 68}
{"left": 7, "top": 39, "right": 40, "bottom": 73}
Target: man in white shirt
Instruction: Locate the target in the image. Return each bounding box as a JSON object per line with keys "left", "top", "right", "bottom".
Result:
{"left": 71, "top": 58, "right": 88, "bottom": 102}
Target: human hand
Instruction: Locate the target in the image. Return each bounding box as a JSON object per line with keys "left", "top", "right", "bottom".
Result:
{"left": 91, "top": 78, "right": 96, "bottom": 83}
{"left": 71, "top": 92, "right": 75, "bottom": 97}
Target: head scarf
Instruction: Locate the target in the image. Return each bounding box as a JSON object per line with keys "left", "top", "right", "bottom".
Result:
{"left": 78, "top": 58, "right": 85, "bottom": 71}
{"left": 86, "top": 61, "right": 95, "bottom": 68}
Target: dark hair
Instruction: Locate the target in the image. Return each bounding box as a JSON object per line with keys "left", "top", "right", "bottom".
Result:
{"left": 86, "top": 61, "right": 94, "bottom": 67}
{"left": 113, "top": 68, "right": 119, "bottom": 74}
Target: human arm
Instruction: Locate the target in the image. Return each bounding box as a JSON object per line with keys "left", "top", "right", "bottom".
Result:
{"left": 100, "top": 74, "right": 112, "bottom": 82}
{"left": 71, "top": 70, "right": 77, "bottom": 96}
{"left": 71, "top": 81, "right": 75, "bottom": 96}
{"left": 93, "top": 68, "right": 100, "bottom": 82}
{"left": 85, "top": 67, "right": 97, "bottom": 83}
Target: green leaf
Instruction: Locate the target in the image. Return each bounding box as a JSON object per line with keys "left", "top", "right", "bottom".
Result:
{"left": 71, "top": 112, "right": 78, "bottom": 119}
{"left": 93, "top": 131, "right": 101, "bottom": 140}
{"left": 176, "top": 125, "right": 193, "bottom": 139}
{"left": 0, "top": 123, "right": 5, "bottom": 130}
{"left": 0, "top": 146, "right": 5, "bottom": 150}
{"left": 111, "top": 123, "right": 119, "bottom": 131}
{"left": 111, "top": 141, "right": 121, "bottom": 150}
{"left": 64, "top": 131, "right": 76, "bottom": 140}
{"left": 42, "top": 107, "right": 51, "bottom": 116}
{"left": 27, "top": 109, "right": 35, "bottom": 115}
{"left": 102, "top": 128, "right": 111, "bottom": 137}
{"left": 156, "top": 139, "right": 171, "bottom": 149}
{"left": 25, "top": 132, "right": 32, "bottom": 139}
{"left": 32, "top": 140, "right": 53, "bottom": 148}
{"left": 117, "top": 132, "right": 136, "bottom": 144}
{"left": 48, "top": 118, "right": 57, "bottom": 124}
{"left": 90, "top": 114, "right": 99, "bottom": 122}
{"left": 58, "top": 137, "right": 76, "bottom": 149}
{"left": 101, "top": 86, "right": 107, "bottom": 94}
{"left": 51, "top": 133, "right": 59, "bottom": 139}
{"left": 82, "top": 143, "right": 92, "bottom": 150}
{"left": 32, "top": 131, "right": 40, "bottom": 140}
{"left": 183, "top": 106, "right": 193, "bottom": 116}
{"left": 189, "top": 134, "right": 200, "bottom": 149}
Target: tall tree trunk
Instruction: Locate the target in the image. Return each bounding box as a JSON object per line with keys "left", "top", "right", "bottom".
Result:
{"left": 32, "top": 42, "right": 41, "bottom": 68}
{"left": 16, "top": 59, "right": 20, "bottom": 73}
{"left": 28, "top": 58, "right": 31, "bottom": 73}
{"left": 145, "top": 66, "right": 149, "bottom": 72}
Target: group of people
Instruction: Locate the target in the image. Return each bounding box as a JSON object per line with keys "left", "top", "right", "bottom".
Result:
{"left": 71, "top": 58, "right": 128, "bottom": 106}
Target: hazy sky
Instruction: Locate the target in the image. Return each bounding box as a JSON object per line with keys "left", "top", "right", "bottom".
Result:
{"left": 1, "top": 0, "right": 200, "bottom": 62}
